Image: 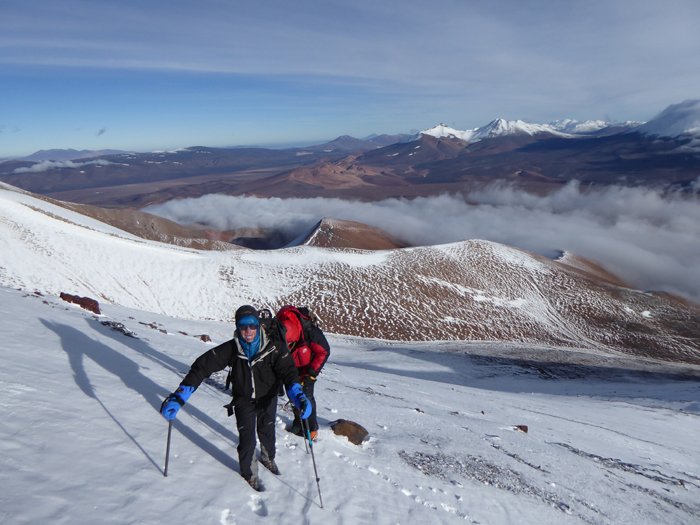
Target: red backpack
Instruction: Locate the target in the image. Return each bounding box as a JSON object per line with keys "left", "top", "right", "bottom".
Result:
{"left": 277, "top": 306, "right": 321, "bottom": 368}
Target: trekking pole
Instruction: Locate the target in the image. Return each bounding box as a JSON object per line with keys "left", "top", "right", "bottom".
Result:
{"left": 302, "top": 418, "right": 323, "bottom": 509}
{"left": 292, "top": 405, "right": 308, "bottom": 454}
{"left": 164, "top": 420, "right": 173, "bottom": 477}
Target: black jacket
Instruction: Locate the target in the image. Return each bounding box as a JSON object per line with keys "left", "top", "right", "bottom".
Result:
{"left": 181, "top": 325, "right": 299, "bottom": 407}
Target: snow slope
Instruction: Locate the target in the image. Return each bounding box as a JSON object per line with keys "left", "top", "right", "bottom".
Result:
{"left": 2, "top": 180, "right": 700, "bottom": 524}
{"left": 1, "top": 182, "right": 698, "bottom": 362}
{"left": 2, "top": 287, "right": 700, "bottom": 524}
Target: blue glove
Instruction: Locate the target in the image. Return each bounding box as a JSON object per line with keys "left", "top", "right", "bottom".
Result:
{"left": 286, "top": 383, "right": 312, "bottom": 419}
{"left": 298, "top": 396, "right": 312, "bottom": 420}
{"left": 160, "top": 385, "right": 194, "bottom": 420}
{"left": 286, "top": 382, "right": 303, "bottom": 404}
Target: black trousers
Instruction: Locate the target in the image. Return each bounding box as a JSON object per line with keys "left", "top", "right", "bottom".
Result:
{"left": 234, "top": 396, "right": 277, "bottom": 479}
{"left": 292, "top": 378, "right": 318, "bottom": 432}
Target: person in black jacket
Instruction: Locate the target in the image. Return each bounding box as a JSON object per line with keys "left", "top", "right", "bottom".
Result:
{"left": 160, "top": 305, "right": 312, "bottom": 491}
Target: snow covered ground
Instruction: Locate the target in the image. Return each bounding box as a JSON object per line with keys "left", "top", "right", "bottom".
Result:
{"left": 2, "top": 181, "right": 700, "bottom": 523}
{"left": 2, "top": 286, "right": 700, "bottom": 525}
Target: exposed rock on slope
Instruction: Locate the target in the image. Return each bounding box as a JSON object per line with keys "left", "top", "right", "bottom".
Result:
{"left": 296, "top": 218, "right": 409, "bottom": 250}
{"left": 554, "top": 252, "right": 630, "bottom": 288}
{"left": 272, "top": 241, "right": 700, "bottom": 363}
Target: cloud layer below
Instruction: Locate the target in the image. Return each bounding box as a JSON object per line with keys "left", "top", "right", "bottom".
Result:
{"left": 145, "top": 182, "right": 700, "bottom": 301}
{"left": 13, "top": 159, "right": 112, "bottom": 173}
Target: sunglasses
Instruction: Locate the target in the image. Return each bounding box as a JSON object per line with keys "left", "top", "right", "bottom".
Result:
{"left": 239, "top": 324, "right": 258, "bottom": 332}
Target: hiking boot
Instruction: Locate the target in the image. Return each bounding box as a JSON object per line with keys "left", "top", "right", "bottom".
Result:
{"left": 245, "top": 475, "right": 261, "bottom": 492}
{"left": 261, "top": 457, "right": 280, "bottom": 475}
{"left": 287, "top": 423, "right": 303, "bottom": 436}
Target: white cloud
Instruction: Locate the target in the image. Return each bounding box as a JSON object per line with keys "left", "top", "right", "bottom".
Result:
{"left": 13, "top": 159, "right": 112, "bottom": 173}
{"left": 144, "top": 182, "right": 700, "bottom": 301}
{"left": 674, "top": 138, "right": 700, "bottom": 154}
{"left": 692, "top": 178, "right": 700, "bottom": 193}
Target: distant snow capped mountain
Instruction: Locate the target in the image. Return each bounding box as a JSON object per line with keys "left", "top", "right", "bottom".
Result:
{"left": 416, "top": 119, "right": 598, "bottom": 144}
{"left": 549, "top": 119, "right": 610, "bottom": 134}
{"left": 476, "top": 118, "right": 563, "bottom": 138}
{"left": 636, "top": 99, "right": 700, "bottom": 138}
{"left": 415, "top": 120, "right": 568, "bottom": 143}
{"left": 413, "top": 124, "right": 478, "bottom": 142}
{"left": 415, "top": 117, "right": 646, "bottom": 144}
{"left": 548, "top": 119, "right": 645, "bottom": 137}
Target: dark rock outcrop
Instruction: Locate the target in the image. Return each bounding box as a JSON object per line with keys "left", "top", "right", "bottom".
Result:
{"left": 330, "top": 419, "right": 369, "bottom": 445}
{"left": 60, "top": 292, "right": 100, "bottom": 314}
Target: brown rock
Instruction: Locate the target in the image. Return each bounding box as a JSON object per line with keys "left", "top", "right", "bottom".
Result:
{"left": 198, "top": 334, "right": 212, "bottom": 342}
{"left": 515, "top": 425, "right": 528, "bottom": 433}
{"left": 330, "top": 419, "right": 369, "bottom": 445}
{"left": 60, "top": 292, "right": 100, "bottom": 314}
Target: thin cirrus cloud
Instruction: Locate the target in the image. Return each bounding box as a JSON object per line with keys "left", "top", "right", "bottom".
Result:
{"left": 144, "top": 181, "right": 700, "bottom": 302}
{"left": 3, "top": 1, "right": 700, "bottom": 123}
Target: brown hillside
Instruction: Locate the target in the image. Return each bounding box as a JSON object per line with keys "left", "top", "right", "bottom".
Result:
{"left": 299, "top": 218, "right": 409, "bottom": 250}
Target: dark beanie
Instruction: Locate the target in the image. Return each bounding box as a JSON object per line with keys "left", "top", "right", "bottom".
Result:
{"left": 235, "top": 305, "right": 259, "bottom": 324}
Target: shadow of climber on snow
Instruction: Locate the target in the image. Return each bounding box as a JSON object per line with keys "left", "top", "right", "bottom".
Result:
{"left": 40, "top": 319, "right": 240, "bottom": 475}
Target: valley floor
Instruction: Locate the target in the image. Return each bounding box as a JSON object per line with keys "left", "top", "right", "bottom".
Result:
{"left": 1, "top": 286, "right": 699, "bottom": 524}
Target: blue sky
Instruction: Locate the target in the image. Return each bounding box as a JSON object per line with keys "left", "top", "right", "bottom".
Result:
{"left": 2, "top": 0, "right": 699, "bottom": 157}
